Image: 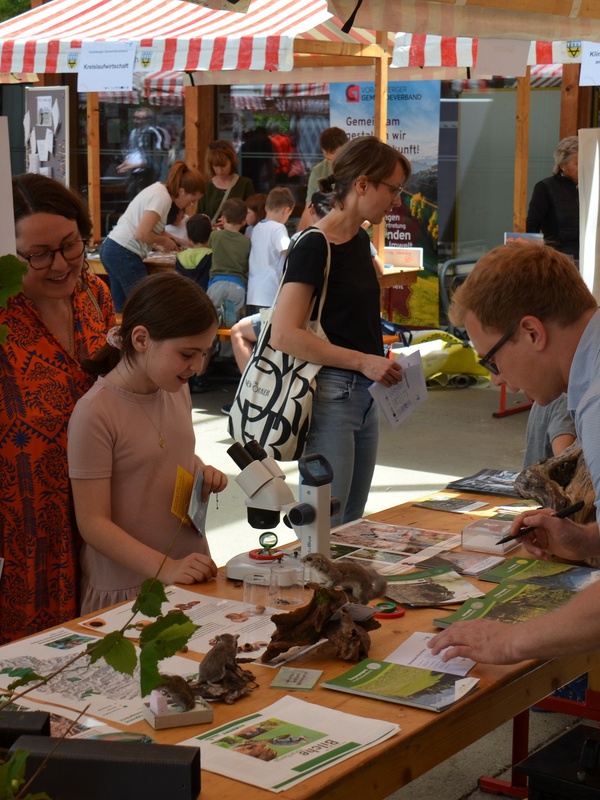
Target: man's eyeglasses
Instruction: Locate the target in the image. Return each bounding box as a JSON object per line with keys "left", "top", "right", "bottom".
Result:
{"left": 477, "top": 321, "right": 519, "bottom": 376}
{"left": 17, "top": 239, "right": 88, "bottom": 271}
{"left": 378, "top": 180, "right": 404, "bottom": 203}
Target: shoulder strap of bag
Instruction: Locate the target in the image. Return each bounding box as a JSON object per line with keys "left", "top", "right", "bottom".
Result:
{"left": 270, "top": 226, "right": 331, "bottom": 326}
{"left": 211, "top": 173, "right": 239, "bottom": 225}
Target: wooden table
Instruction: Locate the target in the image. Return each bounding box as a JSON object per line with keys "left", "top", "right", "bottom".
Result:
{"left": 378, "top": 265, "right": 420, "bottom": 318}
{"left": 14, "top": 495, "right": 600, "bottom": 799}
{"left": 86, "top": 250, "right": 176, "bottom": 277}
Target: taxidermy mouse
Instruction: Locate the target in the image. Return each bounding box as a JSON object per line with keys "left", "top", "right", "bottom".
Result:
{"left": 155, "top": 674, "right": 196, "bottom": 712}
{"left": 301, "top": 552, "right": 387, "bottom": 604}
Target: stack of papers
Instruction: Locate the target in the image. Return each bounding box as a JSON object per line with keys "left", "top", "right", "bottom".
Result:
{"left": 180, "top": 696, "right": 399, "bottom": 792}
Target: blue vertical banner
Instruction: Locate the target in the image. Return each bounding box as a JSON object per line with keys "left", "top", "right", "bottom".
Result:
{"left": 330, "top": 81, "right": 441, "bottom": 327}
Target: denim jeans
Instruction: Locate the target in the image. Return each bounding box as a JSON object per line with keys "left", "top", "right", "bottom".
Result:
{"left": 304, "top": 367, "right": 379, "bottom": 527}
{"left": 99, "top": 237, "right": 148, "bottom": 313}
{"left": 207, "top": 280, "right": 246, "bottom": 324}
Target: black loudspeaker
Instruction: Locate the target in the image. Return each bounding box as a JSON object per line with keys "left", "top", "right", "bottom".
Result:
{"left": 10, "top": 736, "right": 201, "bottom": 800}
{"left": 516, "top": 724, "right": 600, "bottom": 799}
{"left": 0, "top": 710, "right": 50, "bottom": 748}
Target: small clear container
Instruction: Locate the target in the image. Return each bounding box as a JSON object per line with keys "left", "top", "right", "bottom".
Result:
{"left": 462, "top": 519, "right": 520, "bottom": 554}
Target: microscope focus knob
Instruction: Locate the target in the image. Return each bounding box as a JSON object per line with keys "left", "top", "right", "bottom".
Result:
{"left": 287, "top": 503, "right": 315, "bottom": 527}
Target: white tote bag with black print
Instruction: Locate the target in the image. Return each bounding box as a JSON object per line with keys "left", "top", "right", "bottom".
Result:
{"left": 228, "top": 227, "right": 331, "bottom": 461}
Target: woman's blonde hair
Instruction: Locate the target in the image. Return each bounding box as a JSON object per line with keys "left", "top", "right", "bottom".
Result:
{"left": 553, "top": 136, "right": 578, "bottom": 175}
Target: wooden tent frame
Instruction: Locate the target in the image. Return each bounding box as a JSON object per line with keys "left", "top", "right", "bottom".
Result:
{"left": 29, "top": 0, "right": 591, "bottom": 251}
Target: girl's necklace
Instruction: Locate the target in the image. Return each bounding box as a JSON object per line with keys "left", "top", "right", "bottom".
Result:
{"left": 117, "top": 367, "right": 167, "bottom": 449}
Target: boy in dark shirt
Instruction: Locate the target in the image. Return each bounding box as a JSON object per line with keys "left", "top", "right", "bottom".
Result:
{"left": 175, "top": 213, "right": 212, "bottom": 291}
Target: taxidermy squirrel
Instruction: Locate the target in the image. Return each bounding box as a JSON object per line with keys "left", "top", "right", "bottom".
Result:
{"left": 195, "top": 632, "right": 240, "bottom": 684}
{"left": 301, "top": 552, "right": 387, "bottom": 604}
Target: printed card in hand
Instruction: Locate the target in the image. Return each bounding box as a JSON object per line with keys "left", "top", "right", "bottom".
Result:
{"left": 188, "top": 469, "right": 208, "bottom": 537}
{"left": 368, "top": 351, "right": 427, "bottom": 428}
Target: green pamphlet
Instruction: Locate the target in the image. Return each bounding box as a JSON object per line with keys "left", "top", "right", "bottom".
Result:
{"left": 433, "top": 580, "right": 576, "bottom": 629}
{"left": 321, "top": 658, "right": 479, "bottom": 712}
{"left": 478, "top": 557, "right": 600, "bottom": 590}
{"left": 269, "top": 667, "right": 323, "bottom": 691}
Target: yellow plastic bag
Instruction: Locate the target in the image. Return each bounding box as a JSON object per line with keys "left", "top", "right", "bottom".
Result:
{"left": 392, "top": 330, "right": 490, "bottom": 384}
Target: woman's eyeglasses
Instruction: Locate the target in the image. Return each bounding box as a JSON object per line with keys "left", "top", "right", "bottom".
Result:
{"left": 17, "top": 239, "right": 88, "bottom": 271}
{"left": 378, "top": 180, "right": 404, "bottom": 203}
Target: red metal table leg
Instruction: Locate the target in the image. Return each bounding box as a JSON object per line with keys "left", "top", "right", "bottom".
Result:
{"left": 477, "top": 710, "right": 529, "bottom": 797}
{"left": 493, "top": 384, "right": 533, "bottom": 419}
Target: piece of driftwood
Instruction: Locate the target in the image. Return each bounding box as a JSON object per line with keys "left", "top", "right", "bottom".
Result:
{"left": 516, "top": 441, "right": 598, "bottom": 566}
{"left": 516, "top": 442, "right": 594, "bottom": 521}
{"left": 260, "top": 583, "right": 380, "bottom": 664}
{"left": 192, "top": 662, "right": 258, "bottom": 704}
{"left": 190, "top": 633, "right": 258, "bottom": 704}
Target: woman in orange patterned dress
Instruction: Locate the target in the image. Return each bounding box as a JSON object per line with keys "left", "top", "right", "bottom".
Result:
{"left": 0, "top": 174, "right": 115, "bottom": 643}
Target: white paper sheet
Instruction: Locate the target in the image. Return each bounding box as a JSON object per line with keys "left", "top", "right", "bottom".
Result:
{"left": 179, "top": 695, "right": 399, "bottom": 792}
{"left": 385, "top": 631, "right": 476, "bottom": 676}
{"left": 77, "top": 585, "right": 278, "bottom": 660}
{"left": 369, "top": 351, "right": 427, "bottom": 428}
{"left": 0, "top": 627, "right": 195, "bottom": 725}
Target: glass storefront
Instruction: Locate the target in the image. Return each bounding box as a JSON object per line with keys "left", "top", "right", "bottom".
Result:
{"left": 0, "top": 71, "right": 565, "bottom": 324}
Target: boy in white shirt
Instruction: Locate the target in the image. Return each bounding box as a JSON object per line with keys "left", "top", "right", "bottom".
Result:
{"left": 246, "top": 187, "right": 294, "bottom": 314}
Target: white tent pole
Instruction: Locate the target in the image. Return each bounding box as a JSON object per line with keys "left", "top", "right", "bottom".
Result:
{"left": 578, "top": 128, "right": 600, "bottom": 301}
{"left": 373, "top": 29, "right": 389, "bottom": 257}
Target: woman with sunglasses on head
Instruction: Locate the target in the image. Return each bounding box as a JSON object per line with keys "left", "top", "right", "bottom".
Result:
{"left": 270, "top": 136, "right": 410, "bottom": 527}
{"left": 0, "top": 173, "right": 115, "bottom": 644}
{"left": 100, "top": 160, "right": 204, "bottom": 312}
{"left": 198, "top": 140, "right": 255, "bottom": 226}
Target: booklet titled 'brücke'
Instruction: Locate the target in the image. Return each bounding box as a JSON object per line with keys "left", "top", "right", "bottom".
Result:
{"left": 321, "top": 659, "right": 479, "bottom": 712}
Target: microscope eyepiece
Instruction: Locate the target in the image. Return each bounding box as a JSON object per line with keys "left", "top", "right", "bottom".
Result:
{"left": 227, "top": 442, "right": 254, "bottom": 470}
{"left": 244, "top": 440, "right": 268, "bottom": 462}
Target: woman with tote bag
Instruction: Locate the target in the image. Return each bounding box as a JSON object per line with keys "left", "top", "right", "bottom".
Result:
{"left": 269, "top": 136, "right": 411, "bottom": 526}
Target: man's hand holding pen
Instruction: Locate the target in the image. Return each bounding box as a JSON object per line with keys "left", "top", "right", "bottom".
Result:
{"left": 509, "top": 506, "right": 600, "bottom": 562}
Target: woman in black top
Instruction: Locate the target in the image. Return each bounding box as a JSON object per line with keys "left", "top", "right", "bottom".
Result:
{"left": 270, "top": 136, "right": 411, "bottom": 526}
{"left": 526, "top": 135, "right": 579, "bottom": 263}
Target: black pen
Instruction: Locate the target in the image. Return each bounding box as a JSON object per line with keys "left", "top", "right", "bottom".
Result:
{"left": 496, "top": 500, "right": 585, "bottom": 545}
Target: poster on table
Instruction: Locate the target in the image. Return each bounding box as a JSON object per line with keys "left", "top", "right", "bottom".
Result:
{"left": 330, "top": 81, "right": 441, "bottom": 327}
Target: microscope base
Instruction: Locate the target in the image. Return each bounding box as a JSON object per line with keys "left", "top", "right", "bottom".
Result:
{"left": 225, "top": 549, "right": 295, "bottom": 580}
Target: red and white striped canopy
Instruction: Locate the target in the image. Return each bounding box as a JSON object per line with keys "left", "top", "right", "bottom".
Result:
{"left": 328, "top": 0, "right": 600, "bottom": 42}
{"left": 0, "top": 0, "right": 341, "bottom": 74}
{"left": 392, "top": 34, "right": 583, "bottom": 68}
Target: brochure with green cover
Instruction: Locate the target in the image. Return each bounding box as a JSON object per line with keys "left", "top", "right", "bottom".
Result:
{"left": 385, "top": 566, "right": 485, "bottom": 607}
{"left": 408, "top": 549, "right": 505, "bottom": 577}
{"left": 478, "top": 557, "right": 600, "bottom": 590}
{"left": 433, "top": 580, "right": 576, "bottom": 629}
{"left": 321, "top": 659, "right": 479, "bottom": 712}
